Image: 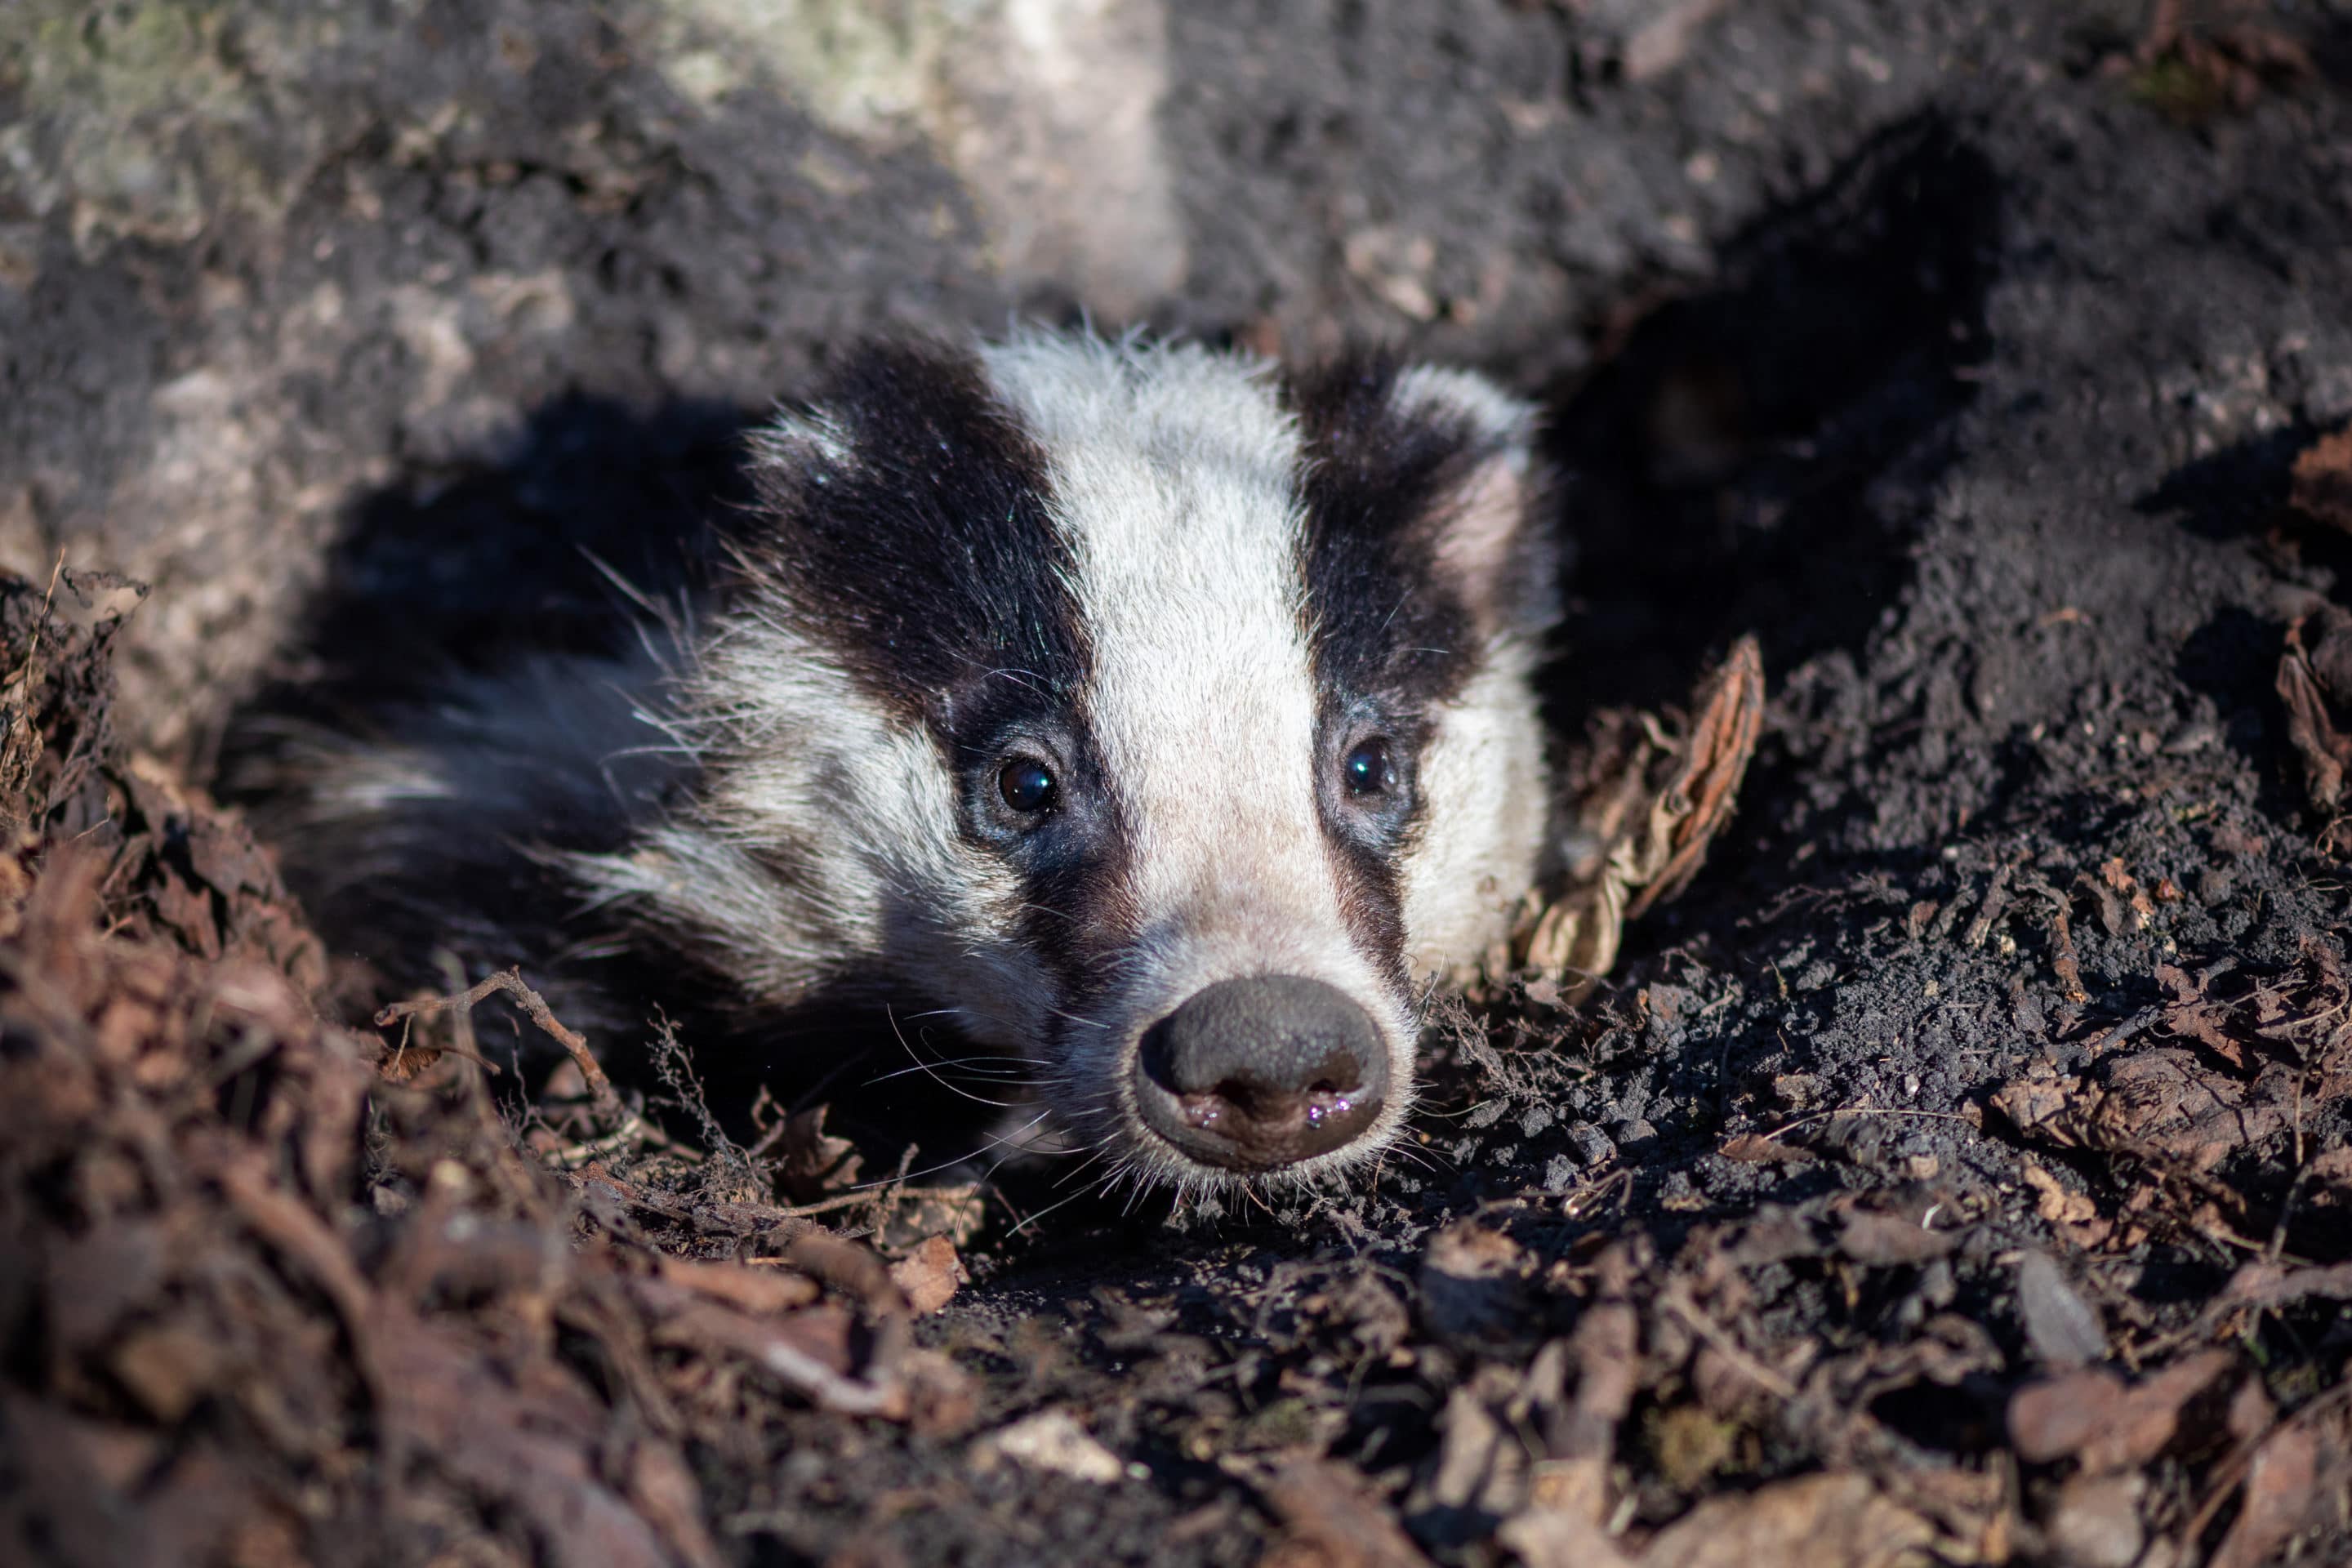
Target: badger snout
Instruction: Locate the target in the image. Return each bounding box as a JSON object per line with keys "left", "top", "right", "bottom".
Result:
{"left": 1132, "top": 976, "right": 1390, "bottom": 1172}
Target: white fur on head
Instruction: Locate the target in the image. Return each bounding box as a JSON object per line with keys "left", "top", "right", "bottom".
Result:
{"left": 977, "top": 333, "right": 1428, "bottom": 1187}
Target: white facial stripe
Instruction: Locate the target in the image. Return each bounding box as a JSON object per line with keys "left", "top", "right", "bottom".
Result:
{"left": 1397, "top": 650, "right": 1550, "bottom": 981}
{"left": 978, "top": 336, "right": 1416, "bottom": 1076}
{"left": 570, "top": 611, "right": 1062, "bottom": 1050}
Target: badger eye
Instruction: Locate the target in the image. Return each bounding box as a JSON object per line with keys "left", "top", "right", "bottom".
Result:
{"left": 998, "top": 757, "right": 1057, "bottom": 813}
{"left": 1343, "top": 737, "right": 1396, "bottom": 798}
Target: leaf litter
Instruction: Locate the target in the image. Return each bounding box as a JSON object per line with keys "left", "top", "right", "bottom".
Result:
{"left": 6, "top": 565, "right": 2350, "bottom": 1562}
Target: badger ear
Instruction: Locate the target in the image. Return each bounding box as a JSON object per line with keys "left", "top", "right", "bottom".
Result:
{"left": 1385, "top": 367, "right": 1559, "bottom": 646}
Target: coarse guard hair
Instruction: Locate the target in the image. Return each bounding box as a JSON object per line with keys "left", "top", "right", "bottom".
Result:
{"left": 265, "top": 330, "right": 1562, "bottom": 1197}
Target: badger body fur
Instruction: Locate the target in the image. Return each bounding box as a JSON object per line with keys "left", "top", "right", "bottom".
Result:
{"left": 274, "top": 332, "right": 1560, "bottom": 1192}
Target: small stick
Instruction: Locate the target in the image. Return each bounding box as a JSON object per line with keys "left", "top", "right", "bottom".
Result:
{"left": 1963, "top": 861, "right": 2016, "bottom": 949}
{"left": 1752, "top": 1104, "right": 1975, "bottom": 1143}
{"left": 2023, "top": 876, "right": 2090, "bottom": 1005}
{"left": 2081, "top": 1006, "right": 2159, "bottom": 1058}
{"left": 376, "top": 968, "right": 622, "bottom": 1121}
{"left": 8, "top": 547, "right": 65, "bottom": 691}
{"left": 1659, "top": 1283, "right": 1797, "bottom": 1399}
{"left": 546, "top": 1111, "right": 655, "bottom": 1169}
{"left": 794, "top": 1184, "right": 978, "bottom": 1221}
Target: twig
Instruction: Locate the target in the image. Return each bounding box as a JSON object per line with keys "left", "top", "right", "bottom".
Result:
{"left": 2021, "top": 875, "right": 2089, "bottom": 1005}
{"left": 1659, "top": 1282, "right": 1797, "bottom": 1398}
{"left": 1754, "top": 1105, "right": 1975, "bottom": 1143}
{"left": 545, "top": 1111, "right": 654, "bottom": 1169}
{"left": 6, "top": 547, "right": 65, "bottom": 695}
{"left": 376, "top": 968, "right": 621, "bottom": 1120}
{"left": 2081, "top": 1005, "right": 2160, "bottom": 1058}
{"left": 2179, "top": 1379, "right": 2352, "bottom": 1548}
{"left": 768, "top": 1184, "right": 978, "bottom": 1222}
{"left": 1964, "top": 860, "right": 2016, "bottom": 949}
{"left": 878, "top": 1141, "right": 918, "bottom": 1233}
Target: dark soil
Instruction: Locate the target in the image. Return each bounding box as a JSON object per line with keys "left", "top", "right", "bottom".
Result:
{"left": 4, "top": 2, "right": 2351, "bottom": 1566}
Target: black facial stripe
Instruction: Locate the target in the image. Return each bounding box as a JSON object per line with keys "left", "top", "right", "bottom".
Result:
{"left": 737, "top": 341, "right": 1139, "bottom": 1029}
{"left": 1326, "top": 761, "right": 1411, "bottom": 991}
{"left": 1285, "top": 356, "right": 1499, "bottom": 984}
{"left": 1325, "top": 837, "right": 1410, "bottom": 993}
{"left": 740, "top": 341, "right": 1094, "bottom": 733}
{"left": 1284, "top": 354, "right": 1490, "bottom": 707}
{"left": 948, "top": 702, "right": 1140, "bottom": 1028}
{"left": 1315, "top": 704, "right": 1431, "bottom": 994}
{"left": 1016, "top": 786, "right": 1142, "bottom": 1038}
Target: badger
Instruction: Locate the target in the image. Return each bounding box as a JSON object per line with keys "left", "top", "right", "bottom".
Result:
{"left": 269, "top": 332, "right": 1560, "bottom": 1194}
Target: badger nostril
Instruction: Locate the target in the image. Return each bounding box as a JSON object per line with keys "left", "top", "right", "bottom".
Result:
{"left": 1134, "top": 976, "right": 1390, "bottom": 1172}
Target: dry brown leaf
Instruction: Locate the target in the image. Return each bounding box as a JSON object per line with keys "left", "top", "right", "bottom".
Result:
{"left": 780, "top": 1103, "right": 864, "bottom": 1202}
{"left": 1513, "top": 637, "right": 1764, "bottom": 993}
{"left": 2212, "top": 1258, "right": 2352, "bottom": 1314}
{"left": 2016, "top": 1251, "right": 2108, "bottom": 1369}
{"left": 2021, "top": 1164, "right": 2095, "bottom": 1226}
{"left": 873, "top": 1183, "right": 989, "bottom": 1252}
{"left": 653, "top": 1254, "right": 821, "bottom": 1315}
{"left": 2087, "top": 1049, "right": 2302, "bottom": 1171}
{"left": 1833, "top": 1205, "right": 1958, "bottom": 1267}
{"left": 1553, "top": 1264, "right": 1640, "bottom": 1465}
{"left": 971, "top": 1409, "right": 1124, "bottom": 1484}
{"left": 1628, "top": 635, "right": 1766, "bottom": 921}
{"left": 2278, "top": 607, "right": 2352, "bottom": 817}
{"left": 1991, "top": 1073, "right": 2079, "bottom": 1141}
{"left": 2209, "top": 1423, "right": 2325, "bottom": 1568}
{"left": 2291, "top": 425, "right": 2352, "bottom": 536}
{"left": 1420, "top": 1387, "right": 1526, "bottom": 1522}
{"left": 1259, "top": 1459, "right": 1431, "bottom": 1568}
{"left": 1638, "top": 1472, "right": 1935, "bottom": 1568}
{"left": 2046, "top": 1472, "right": 2144, "bottom": 1568}
{"left": 2007, "top": 1352, "right": 2234, "bottom": 1472}
{"left": 2008, "top": 1369, "right": 2126, "bottom": 1465}
{"left": 887, "top": 1234, "right": 964, "bottom": 1316}
{"left": 1499, "top": 1504, "right": 1636, "bottom": 1568}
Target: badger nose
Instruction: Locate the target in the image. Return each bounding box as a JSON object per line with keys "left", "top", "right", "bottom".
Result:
{"left": 1134, "top": 976, "right": 1388, "bottom": 1171}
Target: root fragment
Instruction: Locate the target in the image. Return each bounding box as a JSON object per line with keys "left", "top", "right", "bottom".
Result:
{"left": 376, "top": 967, "right": 624, "bottom": 1122}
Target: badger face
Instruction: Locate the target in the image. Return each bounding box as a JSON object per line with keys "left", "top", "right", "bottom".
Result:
{"left": 573, "top": 333, "right": 1557, "bottom": 1192}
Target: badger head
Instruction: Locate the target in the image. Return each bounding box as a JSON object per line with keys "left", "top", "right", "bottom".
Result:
{"left": 575, "top": 332, "right": 1558, "bottom": 1194}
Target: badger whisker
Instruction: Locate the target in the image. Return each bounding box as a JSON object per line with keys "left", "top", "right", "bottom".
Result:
{"left": 850, "top": 1108, "right": 1056, "bottom": 1192}
{"left": 863, "top": 1057, "right": 1032, "bottom": 1087}
{"left": 1046, "top": 1144, "right": 1118, "bottom": 1191}
{"left": 1008, "top": 1172, "right": 1122, "bottom": 1236}
{"left": 880, "top": 1005, "right": 1028, "bottom": 1108}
